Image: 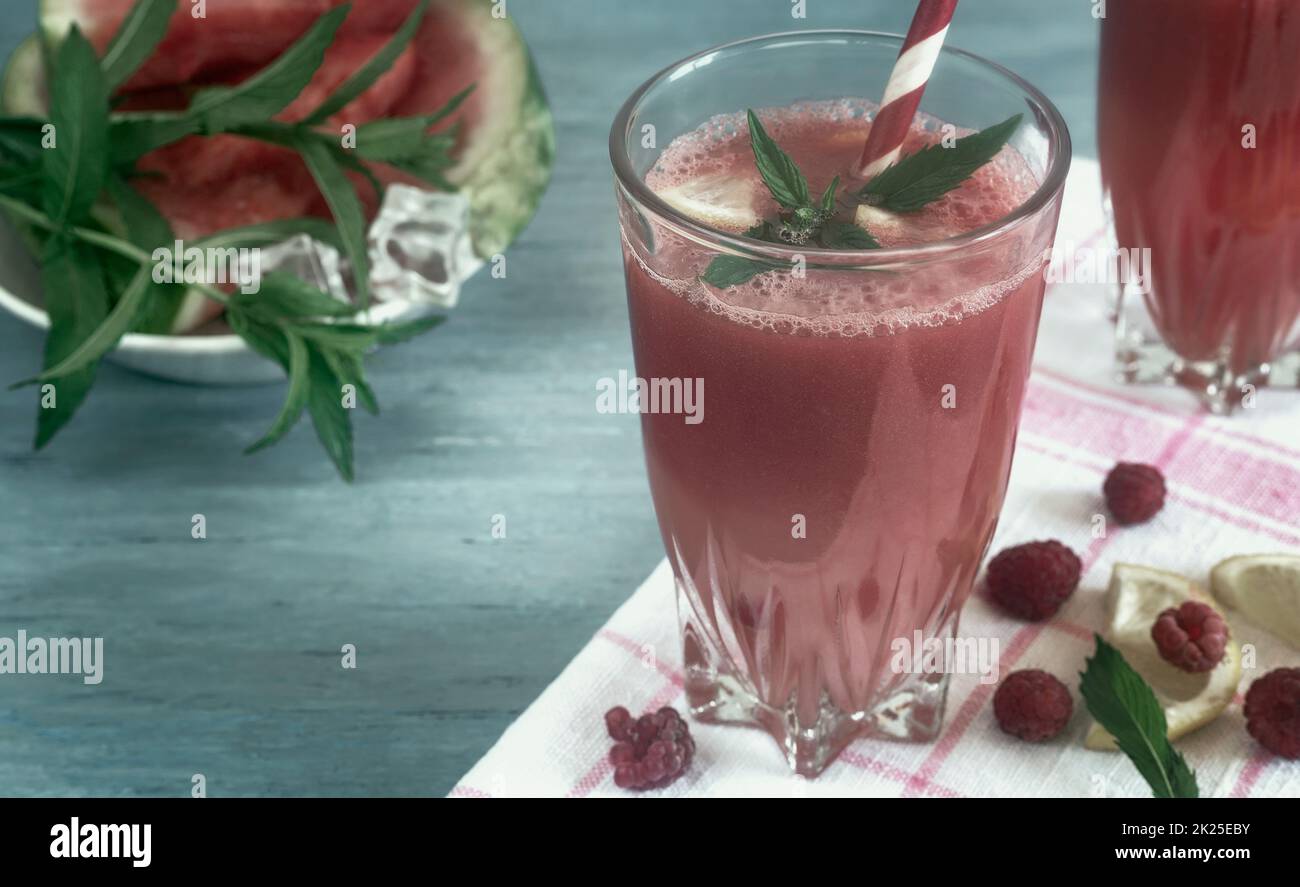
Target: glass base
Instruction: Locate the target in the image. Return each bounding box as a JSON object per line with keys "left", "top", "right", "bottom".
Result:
{"left": 676, "top": 575, "right": 955, "bottom": 779}
{"left": 1115, "top": 284, "right": 1300, "bottom": 414}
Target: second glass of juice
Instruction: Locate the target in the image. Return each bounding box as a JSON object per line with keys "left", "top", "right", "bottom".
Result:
{"left": 1099, "top": 0, "right": 1300, "bottom": 411}
{"left": 611, "top": 32, "right": 1071, "bottom": 776}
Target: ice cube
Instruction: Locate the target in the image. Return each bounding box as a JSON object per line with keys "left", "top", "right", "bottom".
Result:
{"left": 259, "top": 234, "right": 351, "bottom": 303}
{"left": 367, "top": 185, "right": 476, "bottom": 308}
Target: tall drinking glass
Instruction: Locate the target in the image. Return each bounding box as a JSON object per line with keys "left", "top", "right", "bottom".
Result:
{"left": 610, "top": 31, "right": 1071, "bottom": 776}
{"left": 1100, "top": 0, "right": 1300, "bottom": 412}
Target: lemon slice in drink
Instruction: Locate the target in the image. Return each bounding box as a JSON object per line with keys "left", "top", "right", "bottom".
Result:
{"left": 1085, "top": 564, "right": 1242, "bottom": 750}
{"left": 854, "top": 203, "right": 902, "bottom": 238}
{"left": 654, "top": 173, "right": 762, "bottom": 233}
{"left": 1211, "top": 554, "right": 1300, "bottom": 650}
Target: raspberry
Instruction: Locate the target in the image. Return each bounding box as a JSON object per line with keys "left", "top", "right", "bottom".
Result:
{"left": 1104, "top": 462, "right": 1166, "bottom": 525}
{"left": 986, "top": 540, "right": 1082, "bottom": 620}
{"left": 1150, "top": 601, "right": 1228, "bottom": 673}
{"left": 993, "top": 670, "right": 1073, "bottom": 742}
{"left": 1244, "top": 668, "right": 1300, "bottom": 759}
{"left": 604, "top": 705, "right": 633, "bottom": 741}
{"left": 604, "top": 705, "right": 694, "bottom": 790}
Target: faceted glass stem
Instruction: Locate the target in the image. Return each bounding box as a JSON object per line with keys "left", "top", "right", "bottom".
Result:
{"left": 1114, "top": 280, "right": 1300, "bottom": 415}
{"left": 676, "top": 573, "right": 955, "bottom": 778}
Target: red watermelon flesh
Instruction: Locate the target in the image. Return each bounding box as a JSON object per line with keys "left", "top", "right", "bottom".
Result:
{"left": 387, "top": 5, "right": 486, "bottom": 132}
{"left": 119, "top": 10, "right": 471, "bottom": 244}
{"left": 280, "top": 33, "right": 419, "bottom": 123}
{"left": 132, "top": 30, "right": 421, "bottom": 238}
{"left": 105, "top": 1, "right": 488, "bottom": 237}
{"left": 77, "top": 0, "right": 425, "bottom": 92}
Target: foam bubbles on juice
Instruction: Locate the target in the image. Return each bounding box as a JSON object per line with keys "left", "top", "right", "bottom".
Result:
{"left": 637, "top": 99, "right": 1044, "bottom": 338}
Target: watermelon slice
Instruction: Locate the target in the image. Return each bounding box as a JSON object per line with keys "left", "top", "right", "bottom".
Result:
{"left": 44, "top": 0, "right": 424, "bottom": 92}
{"left": 2, "top": 0, "right": 554, "bottom": 331}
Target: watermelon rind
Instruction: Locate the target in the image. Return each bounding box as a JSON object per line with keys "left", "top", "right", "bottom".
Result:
{"left": 442, "top": 0, "right": 555, "bottom": 257}
{"left": 38, "top": 0, "right": 86, "bottom": 51}
{"left": 1, "top": 36, "right": 44, "bottom": 118}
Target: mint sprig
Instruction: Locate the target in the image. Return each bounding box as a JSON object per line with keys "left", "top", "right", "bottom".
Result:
{"left": 1079, "top": 635, "right": 1200, "bottom": 799}
{"left": 226, "top": 273, "right": 443, "bottom": 478}
{"left": 701, "top": 112, "right": 876, "bottom": 289}
{"left": 858, "top": 114, "right": 1022, "bottom": 212}
{"left": 0, "top": 0, "right": 465, "bottom": 480}
{"left": 698, "top": 112, "right": 1023, "bottom": 289}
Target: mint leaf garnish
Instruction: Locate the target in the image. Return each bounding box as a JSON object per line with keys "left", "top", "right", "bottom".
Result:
{"left": 42, "top": 27, "right": 109, "bottom": 226}
{"left": 224, "top": 300, "right": 445, "bottom": 481}
{"left": 858, "top": 114, "right": 1022, "bottom": 213}
{"left": 27, "top": 28, "right": 113, "bottom": 443}
{"left": 187, "top": 4, "right": 348, "bottom": 130}
{"left": 0, "top": 116, "right": 46, "bottom": 165}
{"left": 1079, "top": 635, "right": 1200, "bottom": 799}
{"left": 106, "top": 175, "right": 186, "bottom": 334}
{"left": 352, "top": 85, "right": 471, "bottom": 157}
{"left": 245, "top": 329, "right": 311, "bottom": 455}
{"left": 107, "top": 175, "right": 172, "bottom": 250}
{"left": 347, "top": 87, "right": 471, "bottom": 191}
{"left": 304, "top": 346, "right": 356, "bottom": 482}
{"left": 193, "top": 218, "right": 346, "bottom": 252}
{"left": 818, "top": 221, "right": 879, "bottom": 250}
{"left": 292, "top": 134, "right": 372, "bottom": 308}
{"left": 702, "top": 112, "right": 892, "bottom": 289}
{"left": 699, "top": 222, "right": 785, "bottom": 289}
{"left": 365, "top": 315, "right": 447, "bottom": 346}
{"left": 819, "top": 175, "right": 839, "bottom": 215}
{"left": 746, "top": 109, "right": 810, "bottom": 210}
{"left": 99, "top": 0, "right": 176, "bottom": 91}
{"left": 306, "top": 0, "right": 431, "bottom": 123}
{"left": 701, "top": 254, "right": 774, "bottom": 289}
{"left": 230, "top": 272, "right": 357, "bottom": 321}
{"left": 20, "top": 266, "right": 153, "bottom": 386}
{"left": 108, "top": 114, "right": 201, "bottom": 166}
{"left": 34, "top": 237, "right": 110, "bottom": 449}
{"left": 293, "top": 316, "right": 446, "bottom": 351}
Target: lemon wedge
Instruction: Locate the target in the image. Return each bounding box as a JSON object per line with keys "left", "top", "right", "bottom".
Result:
{"left": 1085, "top": 563, "right": 1241, "bottom": 750}
{"left": 853, "top": 203, "right": 902, "bottom": 237}
{"left": 1211, "top": 554, "right": 1300, "bottom": 650}
{"left": 654, "top": 173, "right": 762, "bottom": 233}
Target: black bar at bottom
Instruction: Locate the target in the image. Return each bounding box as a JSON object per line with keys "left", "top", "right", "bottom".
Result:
{"left": 0, "top": 798, "right": 1283, "bottom": 872}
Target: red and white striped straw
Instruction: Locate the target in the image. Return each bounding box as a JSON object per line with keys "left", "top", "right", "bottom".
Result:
{"left": 854, "top": 0, "right": 960, "bottom": 179}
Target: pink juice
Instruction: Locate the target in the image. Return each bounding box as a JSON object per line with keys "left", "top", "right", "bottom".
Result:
{"left": 620, "top": 101, "right": 1055, "bottom": 770}
{"left": 1099, "top": 0, "right": 1300, "bottom": 375}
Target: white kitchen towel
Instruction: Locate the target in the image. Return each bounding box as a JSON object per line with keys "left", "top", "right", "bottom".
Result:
{"left": 451, "top": 159, "right": 1300, "bottom": 798}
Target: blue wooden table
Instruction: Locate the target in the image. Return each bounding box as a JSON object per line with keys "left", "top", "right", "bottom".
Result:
{"left": 0, "top": 1, "right": 1099, "bottom": 796}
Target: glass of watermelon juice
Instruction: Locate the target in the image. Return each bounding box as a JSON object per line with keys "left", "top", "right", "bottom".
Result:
{"left": 1099, "top": 0, "right": 1300, "bottom": 412}
{"left": 610, "top": 31, "right": 1071, "bottom": 776}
